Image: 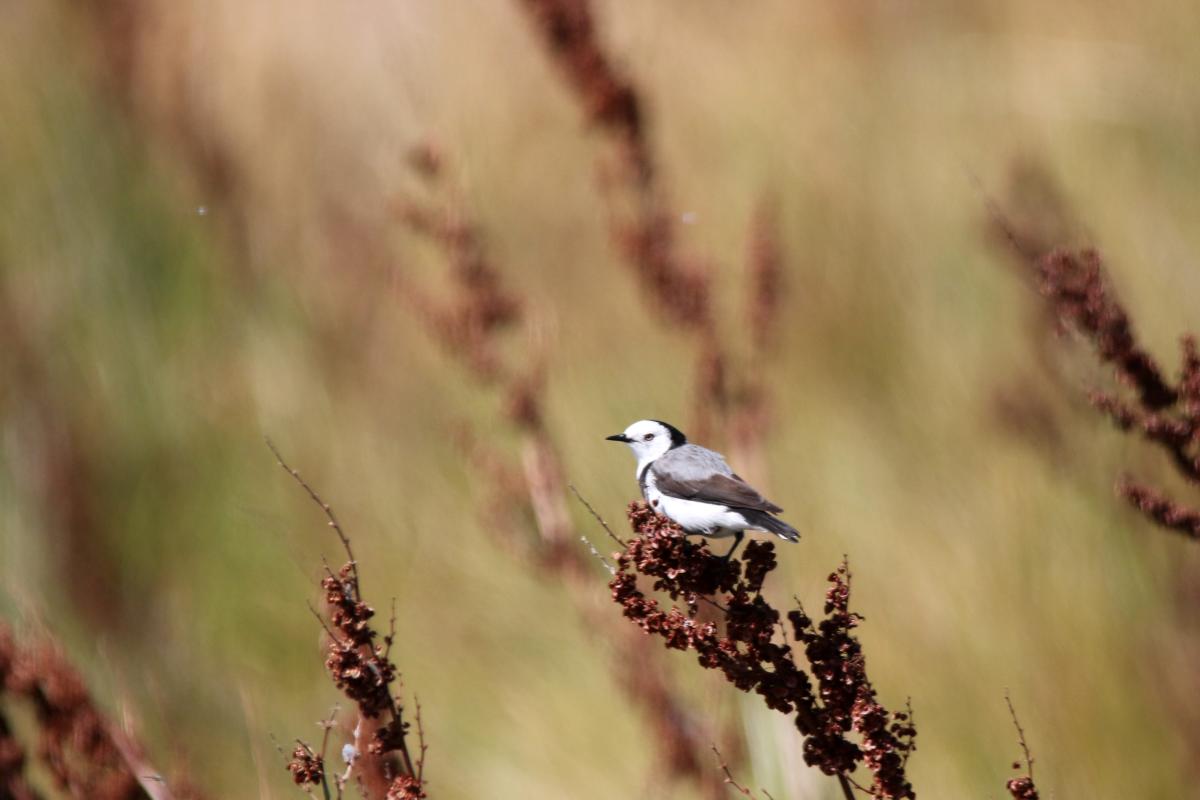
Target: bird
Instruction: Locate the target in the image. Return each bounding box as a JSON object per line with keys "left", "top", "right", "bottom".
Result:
{"left": 606, "top": 419, "right": 799, "bottom": 560}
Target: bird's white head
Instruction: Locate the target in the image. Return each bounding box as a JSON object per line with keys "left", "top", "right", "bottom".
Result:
{"left": 606, "top": 419, "right": 687, "bottom": 474}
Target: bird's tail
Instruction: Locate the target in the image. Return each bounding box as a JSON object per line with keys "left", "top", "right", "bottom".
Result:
{"left": 745, "top": 511, "right": 800, "bottom": 543}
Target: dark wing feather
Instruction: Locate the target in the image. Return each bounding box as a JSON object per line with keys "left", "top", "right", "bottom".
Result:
{"left": 654, "top": 470, "right": 783, "bottom": 513}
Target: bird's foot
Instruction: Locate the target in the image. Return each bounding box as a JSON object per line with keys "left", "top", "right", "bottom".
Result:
{"left": 720, "top": 532, "right": 746, "bottom": 562}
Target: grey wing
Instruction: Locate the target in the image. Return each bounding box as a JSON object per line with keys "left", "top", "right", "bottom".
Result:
{"left": 652, "top": 451, "right": 784, "bottom": 513}
{"left": 656, "top": 444, "right": 734, "bottom": 479}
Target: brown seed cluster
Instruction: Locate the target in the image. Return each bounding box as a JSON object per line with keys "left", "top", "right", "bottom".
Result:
{"left": 610, "top": 504, "right": 917, "bottom": 798}
{"left": 744, "top": 197, "right": 784, "bottom": 355}
{"left": 0, "top": 708, "right": 39, "bottom": 800}
{"left": 1118, "top": 479, "right": 1200, "bottom": 539}
{"left": 515, "top": 0, "right": 649, "bottom": 183}
{"left": 1038, "top": 249, "right": 1175, "bottom": 409}
{"left": 286, "top": 743, "right": 324, "bottom": 787}
{"left": 515, "top": 0, "right": 722, "bottom": 381}
{"left": 322, "top": 565, "right": 398, "bottom": 719}
{"left": 1002, "top": 691, "right": 1040, "bottom": 800}
{"left": 517, "top": 0, "right": 792, "bottom": 452}
{"left": 613, "top": 211, "right": 715, "bottom": 332}
{"left": 273, "top": 445, "right": 427, "bottom": 799}
{"left": 790, "top": 565, "right": 917, "bottom": 798}
{"left": 0, "top": 624, "right": 147, "bottom": 800}
{"left": 386, "top": 774, "right": 428, "bottom": 800}
{"left": 1006, "top": 776, "right": 1039, "bottom": 799}
{"left": 515, "top": 0, "right": 718, "bottom": 339}
{"left": 1037, "top": 248, "right": 1200, "bottom": 540}
{"left": 397, "top": 200, "right": 522, "bottom": 384}
{"left": 299, "top": 561, "right": 424, "bottom": 795}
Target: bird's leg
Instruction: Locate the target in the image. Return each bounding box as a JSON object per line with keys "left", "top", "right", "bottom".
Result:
{"left": 722, "top": 531, "right": 745, "bottom": 562}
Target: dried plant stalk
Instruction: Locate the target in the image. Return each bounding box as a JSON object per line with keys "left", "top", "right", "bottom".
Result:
{"left": 0, "top": 707, "right": 42, "bottom": 800}
{"left": 1003, "top": 693, "right": 1040, "bottom": 800}
{"left": 1034, "top": 248, "right": 1200, "bottom": 540}
{"left": 271, "top": 445, "right": 427, "bottom": 800}
{"left": 0, "top": 623, "right": 187, "bottom": 800}
{"left": 609, "top": 504, "right": 917, "bottom": 799}
{"left": 399, "top": 153, "right": 729, "bottom": 797}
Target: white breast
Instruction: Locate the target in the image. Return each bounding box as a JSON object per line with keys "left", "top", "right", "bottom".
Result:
{"left": 643, "top": 470, "right": 749, "bottom": 538}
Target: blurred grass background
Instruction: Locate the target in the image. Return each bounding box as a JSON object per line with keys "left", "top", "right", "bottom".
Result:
{"left": 3, "top": 0, "right": 1200, "bottom": 797}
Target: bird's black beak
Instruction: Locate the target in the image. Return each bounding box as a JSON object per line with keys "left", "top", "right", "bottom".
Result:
{"left": 606, "top": 433, "right": 631, "bottom": 443}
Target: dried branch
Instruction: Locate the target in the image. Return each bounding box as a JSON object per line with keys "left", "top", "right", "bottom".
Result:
{"left": 393, "top": 198, "right": 521, "bottom": 385}
{"left": 1117, "top": 478, "right": 1200, "bottom": 540}
{"left": 515, "top": 0, "right": 651, "bottom": 185}
{"left": 727, "top": 194, "right": 785, "bottom": 487}
{"left": 711, "top": 745, "right": 761, "bottom": 799}
{"left": 266, "top": 438, "right": 360, "bottom": 587}
{"left": 517, "top": 1, "right": 796, "bottom": 463}
{"left": 413, "top": 696, "right": 427, "bottom": 783}
{"left": 991, "top": 190, "right": 1200, "bottom": 540}
{"left": 272, "top": 445, "right": 427, "bottom": 800}
{"left": 515, "top": 0, "right": 730, "bottom": 443}
{"left": 492, "top": 12, "right": 802, "bottom": 781}
{"left": 1003, "top": 693, "right": 1040, "bottom": 800}
{"left": 286, "top": 741, "right": 326, "bottom": 796}
{"left": 401, "top": 146, "right": 730, "bottom": 797}
{"left": 0, "top": 278, "right": 123, "bottom": 630}
{"left": 0, "top": 623, "right": 188, "bottom": 800}
{"left": 0, "top": 707, "right": 43, "bottom": 800}
{"left": 568, "top": 483, "right": 626, "bottom": 547}
{"left": 1038, "top": 249, "right": 1176, "bottom": 410}
{"left": 610, "top": 505, "right": 916, "bottom": 799}
{"left": 579, "top": 533, "right": 617, "bottom": 576}
{"left": 1029, "top": 248, "right": 1200, "bottom": 539}
{"left": 744, "top": 194, "right": 784, "bottom": 357}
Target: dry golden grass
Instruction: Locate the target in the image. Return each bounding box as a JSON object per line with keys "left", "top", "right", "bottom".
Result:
{"left": 3, "top": 1, "right": 1200, "bottom": 797}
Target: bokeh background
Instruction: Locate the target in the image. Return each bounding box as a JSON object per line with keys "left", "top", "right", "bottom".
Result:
{"left": 4, "top": 1, "right": 1200, "bottom": 797}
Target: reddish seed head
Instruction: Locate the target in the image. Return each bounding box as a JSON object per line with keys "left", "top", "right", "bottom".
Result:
{"left": 1006, "top": 776, "right": 1040, "bottom": 800}
{"left": 386, "top": 774, "right": 428, "bottom": 800}
{"left": 609, "top": 504, "right": 916, "bottom": 798}
{"left": 287, "top": 745, "right": 324, "bottom": 786}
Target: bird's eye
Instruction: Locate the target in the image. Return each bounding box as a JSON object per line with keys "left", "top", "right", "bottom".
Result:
{"left": 643, "top": 433, "right": 655, "bottom": 441}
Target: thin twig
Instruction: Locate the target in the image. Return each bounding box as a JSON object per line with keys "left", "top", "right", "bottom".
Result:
{"left": 318, "top": 706, "right": 339, "bottom": 761}
{"left": 579, "top": 534, "right": 616, "bottom": 575}
{"left": 391, "top": 708, "right": 417, "bottom": 779}
{"left": 1005, "top": 689, "right": 1035, "bottom": 780}
{"left": 568, "top": 483, "right": 627, "bottom": 546}
{"left": 900, "top": 698, "right": 916, "bottom": 772}
{"left": 773, "top": 614, "right": 792, "bottom": 652}
{"left": 414, "top": 694, "right": 428, "bottom": 782}
{"left": 319, "top": 705, "right": 343, "bottom": 800}
{"left": 296, "top": 740, "right": 331, "bottom": 800}
{"left": 267, "top": 437, "right": 360, "bottom": 593}
{"left": 385, "top": 597, "right": 397, "bottom": 662}
{"left": 843, "top": 774, "right": 870, "bottom": 796}
{"left": 711, "top": 744, "right": 756, "bottom": 798}
{"left": 307, "top": 602, "right": 342, "bottom": 645}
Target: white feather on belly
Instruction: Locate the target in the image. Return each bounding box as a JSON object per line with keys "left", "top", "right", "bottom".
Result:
{"left": 643, "top": 472, "right": 751, "bottom": 537}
